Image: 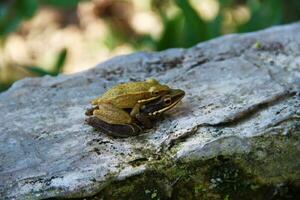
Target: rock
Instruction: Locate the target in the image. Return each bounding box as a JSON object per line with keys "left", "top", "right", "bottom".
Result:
{"left": 1, "top": 22, "right": 300, "bottom": 200}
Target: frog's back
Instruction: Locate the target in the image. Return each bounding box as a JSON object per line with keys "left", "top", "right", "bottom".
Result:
{"left": 92, "top": 81, "right": 154, "bottom": 107}
{"left": 101, "top": 81, "right": 152, "bottom": 99}
{"left": 92, "top": 79, "right": 170, "bottom": 107}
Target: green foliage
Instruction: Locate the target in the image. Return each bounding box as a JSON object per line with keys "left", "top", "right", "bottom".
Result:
{"left": 175, "top": 0, "right": 208, "bottom": 47}
{"left": 237, "top": 0, "right": 283, "bottom": 32}
{"left": 0, "top": 0, "right": 38, "bottom": 36}
{"left": 1, "top": 0, "right": 300, "bottom": 93}
{"left": 41, "top": 0, "right": 81, "bottom": 8}
{"left": 25, "top": 48, "right": 68, "bottom": 76}
{"left": 53, "top": 48, "right": 68, "bottom": 75}
{"left": 284, "top": 0, "right": 300, "bottom": 22}
{"left": 1, "top": 0, "right": 300, "bottom": 46}
{"left": 0, "top": 81, "right": 11, "bottom": 93}
{"left": 0, "top": 0, "right": 81, "bottom": 37}
{"left": 0, "top": 0, "right": 76, "bottom": 92}
{"left": 156, "top": 13, "right": 184, "bottom": 50}
{"left": 154, "top": 0, "right": 299, "bottom": 50}
{"left": 0, "top": 48, "right": 67, "bottom": 93}
{"left": 17, "top": 0, "right": 38, "bottom": 19}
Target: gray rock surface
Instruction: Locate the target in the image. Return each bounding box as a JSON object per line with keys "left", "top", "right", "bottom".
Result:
{"left": 1, "top": 22, "right": 300, "bottom": 199}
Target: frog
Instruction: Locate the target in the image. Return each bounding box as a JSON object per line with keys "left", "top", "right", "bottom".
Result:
{"left": 86, "top": 78, "right": 171, "bottom": 118}
{"left": 85, "top": 89, "right": 185, "bottom": 138}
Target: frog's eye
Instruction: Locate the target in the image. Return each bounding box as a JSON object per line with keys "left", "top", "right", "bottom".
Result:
{"left": 153, "top": 91, "right": 160, "bottom": 95}
{"left": 164, "top": 97, "right": 172, "bottom": 105}
{"left": 150, "top": 87, "right": 160, "bottom": 96}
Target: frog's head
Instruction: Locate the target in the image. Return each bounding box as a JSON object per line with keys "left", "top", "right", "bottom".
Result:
{"left": 145, "top": 78, "right": 171, "bottom": 98}
{"left": 148, "top": 85, "right": 171, "bottom": 97}
{"left": 141, "top": 89, "right": 185, "bottom": 116}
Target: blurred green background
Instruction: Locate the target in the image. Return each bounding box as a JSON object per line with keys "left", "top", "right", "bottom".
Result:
{"left": 1, "top": 0, "right": 300, "bottom": 92}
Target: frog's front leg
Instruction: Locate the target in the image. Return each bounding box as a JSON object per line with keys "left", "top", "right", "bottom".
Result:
{"left": 130, "top": 96, "right": 160, "bottom": 117}
{"left": 135, "top": 113, "right": 153, "bottom": 129}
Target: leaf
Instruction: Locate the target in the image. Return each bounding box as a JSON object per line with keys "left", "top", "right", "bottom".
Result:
{"left": 16, "top": 0, "right": 38, "bottom": 19}
{"left": 0, "top": 81, "right": 11, "bottom": 93}
{"left": 237, "top": 0, "right": 283, "bottom": 32}
{"left": 156, "top": 13, "right": 184, "bottom": 50}
{"left": 24, "top": 48, "right": 67, "bottom": 77}
{"left": 41, "top": 0, "right": 80, "bottom": 8}
{"left": 151, "top": 192, "right": 157, "bottom": 199}
{"left": 104, "top": 29, "right": 119, "bottom": 50}
{"left": 25, "top": 66, "right": 51, "bottom": 76}
{"left": 0, "top": 4, "right": 8, "bottom": 19}
{"left": 0, "top": 0, "right": 38, "bottom": 37}
{"left": 0, "top": 16, "right": 21, "bottom": 36}
{"left": 52, "top": 48, "right": 68, "bottom": 75}
{"left": 207, "top": 12, "right": 222, "bottom": 39}
{"left": 175, "top": 0, "right": 209, "bottom": 47}
{"left": 283, "top": 0, "right": 300, "bottom": 23}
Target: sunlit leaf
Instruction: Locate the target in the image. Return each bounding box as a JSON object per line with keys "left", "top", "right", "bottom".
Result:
{"left": 104, "top": 30, "right": 119, "bottom": 50}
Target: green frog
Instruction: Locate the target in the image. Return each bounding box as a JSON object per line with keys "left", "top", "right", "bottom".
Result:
{"left": 85, "top": 89, "right": 185, "bottom": 137}
{"left": 86, "top": 78, "right": 171, "bottom": 118}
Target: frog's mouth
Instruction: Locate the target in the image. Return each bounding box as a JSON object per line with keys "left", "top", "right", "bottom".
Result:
{"left": 142, "top": 89, "right": 185, "bottom": 116}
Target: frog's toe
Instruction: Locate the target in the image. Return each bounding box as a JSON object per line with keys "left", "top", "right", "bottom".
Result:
{"left": 85, "top": 106, "right": 98, "bottom": 116}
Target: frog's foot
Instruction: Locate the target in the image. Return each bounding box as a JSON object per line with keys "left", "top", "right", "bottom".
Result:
{"left": 85, "top": 106, "right": 99, "bottom": 116}
{"left": 135, "top": 113, "right": 153, "bottom": 129}
{"left": 85, "top": 116, "right": 142, "bottom": 138}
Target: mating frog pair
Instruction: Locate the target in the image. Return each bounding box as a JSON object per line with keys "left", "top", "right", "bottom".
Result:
{"left": 85, "top": 79, "right": 185, "bottom": 137}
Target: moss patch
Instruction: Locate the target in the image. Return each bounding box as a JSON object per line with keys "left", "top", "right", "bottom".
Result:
{"left": 78, "top": 156, "right": 300, "bottom": 200}
{"left": 56, "top": 122, "right": 300, "bottom": 200}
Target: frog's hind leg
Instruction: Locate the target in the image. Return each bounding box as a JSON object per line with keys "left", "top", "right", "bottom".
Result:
{"left": 86, "top": 117, "right": 142, "bottom": 138}
{"left": 87, "top": 103, "right": 143, "bottom": 137}
{"left": 93, "top": 103, "right": 133, "bottom": 125}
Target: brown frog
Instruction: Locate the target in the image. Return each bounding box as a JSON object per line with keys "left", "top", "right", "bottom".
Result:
{"left": 86, "top": 78, "right": 171, "bottom": 118}
{"left": 86, "top": 89, "right": 185, "bottom": 137}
